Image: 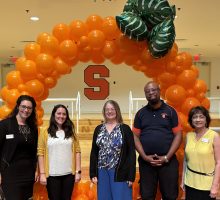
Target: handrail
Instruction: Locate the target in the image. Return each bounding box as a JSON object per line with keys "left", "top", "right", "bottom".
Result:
{"left": 0, "top": 93, "right": 81, "bottom": 133}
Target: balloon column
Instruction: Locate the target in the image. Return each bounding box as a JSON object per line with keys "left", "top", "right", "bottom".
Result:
{"left": 116, "top": 0, "right": 176, "bottom": 58}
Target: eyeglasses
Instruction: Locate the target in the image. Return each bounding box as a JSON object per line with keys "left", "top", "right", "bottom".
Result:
{"left": 145, "top": 88, "right": 159, "bottom": 94}
{"left": 20, "top": 105, "right": 33, "bottom": 111}
{"left": 105, "top": 108, "right": 116, "bottom": 112}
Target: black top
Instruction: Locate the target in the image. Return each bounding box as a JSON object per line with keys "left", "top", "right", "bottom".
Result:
{"left": 133, "top": 100, "right": 181, "bottom": 155}
{"left": 90, "top": 123, "right": 136, "bottom": 182}
{"left": 0, "top": 117, "right": 38, "bottom": 183}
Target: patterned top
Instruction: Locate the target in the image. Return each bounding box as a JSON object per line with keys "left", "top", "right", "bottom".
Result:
{"left": 96, "top": 124, "right": 122, "bottom": 169}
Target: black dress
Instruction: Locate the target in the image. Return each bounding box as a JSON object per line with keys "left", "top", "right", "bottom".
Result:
{"left": 0, "top": 117, "right": 38, "bottom": 200}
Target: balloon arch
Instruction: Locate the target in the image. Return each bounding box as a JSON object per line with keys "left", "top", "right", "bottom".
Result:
{"left": 0, "top": 15, "right": 209, "bottom": 131}
{"left": 0, "top": 14, "right": 210, "bottom": 199}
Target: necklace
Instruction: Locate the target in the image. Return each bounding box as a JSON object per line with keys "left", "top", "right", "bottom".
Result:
{"left": 19, "top": 125, "right": 31, "bottom": 141}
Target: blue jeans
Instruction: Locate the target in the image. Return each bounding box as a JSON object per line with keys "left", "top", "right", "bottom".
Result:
{"left": 98, "top": 168, "right": 132, "bottom": 200}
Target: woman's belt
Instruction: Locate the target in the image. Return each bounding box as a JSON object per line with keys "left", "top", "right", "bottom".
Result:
{"left": 187, "top": 165, "right": 214, "bottom": 176}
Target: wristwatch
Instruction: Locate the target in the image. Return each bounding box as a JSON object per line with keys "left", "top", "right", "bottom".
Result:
{"left": 75, "top": 170, "right": 82, "bottom": 174}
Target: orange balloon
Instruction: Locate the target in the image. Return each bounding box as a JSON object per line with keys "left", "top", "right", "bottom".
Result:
{"left": 144, "top": 64, "right": 165, "bottom": 78}
{"left": 196, "top": 92, "right": 205, "bottom": 102}
{"left": 124, "top": 54, "right": 139, "bottom": 66}
{"left": 18, "top": 84, "right": 28, "bottom": 92}
{"left": 0, "top": 105, "right": 12, "bottom": 119}
{"left": 165, "top": 85, "right": 187, "bottom": 106}
{"left": 6, "top": 70, "right": 23, "bottom": 89}
{"left": 17, "top": 60, "right": 37, "bottom": 81}
{"left": 15, "top": 57, "right": 27, "bottom": 70}
{"left": 35, "top": 88, "right": 49, "bottom": 101}
{"left": 193, "top": 79, "right": 208, "bottom": 94}
{"left": 181, "top": 52, "right": 193, "bottom": 67}
{"left": 36, "top": 53, "right": 54, "bottom": 75}
{"left": 54, "top": 57, "right": 71, "bottom": 75}
{"left": 37, "top": 118, "right": 43, "bottom": 126}
{"left": 181, "top": 97, "right": 201, "bottom": 115}
{"left": 59, "top": 40, "right": 78, "bottom": 59}
{"left": 38, "top": 34, "right": 59, "bottom": 57}
{"left": 78, "top": 51, "right": 91, "bottom": 63}
{"left": 191, "top": 65, "right": 199, "bottom": 78}
{"left": 91, "top": 50, "right": 105, "bottom": 64}
{"left": 24, "top": 42, "right": 41, "bottom": 60}
{"left": 37, "top": 107, "right": 44, "bottom": 118}
{"left": 37, "top": 32, "right": 50, "bottom": 44}
{"left": 25, "top": 79, "right": 45, "bottom": 98}
{"left": 74, "top": 194, "right": 89, "bottom": 200}
{"left": 166, "top": 61, "right": 176, "bottom": 73}
{"left": 102, "top": 17, "right": 120, "bottom": 40}
{"left": 86, "top": 14, "right": 103, "bottom": 31}
{"left": 69, "top": 20, "right": 88, "bottom": 42}
{"left": 0, "top": 86, "right": 10, "bottom": 101}
{"left": 201, "top": 97, "right": 210, "bottom": 110}
{"left": 102, "top": 41, "right": 116, "bottom": 58}
{"left": 88, "top": 30, "right": 106, "bottom": 50}
{"left": 44, "top": 77, "right": 57, "bottom": 88}
{"left": 177, "top": 70, "right": 197, "bottom": 89}
{"left": 110, "top": 49, "right": 125, "bottom": 65}
{"left": 158, "top": 72, "right": 176, "bottom": 88}
{"left": 5, "top": 89, "right": 21, "bottom": 107}
{"left": 77, "top": 36, "right": 90, "bottom": 49}
{"left": 186, "top": 89, "right": 195, "bottom": 97}
{"left": 52, "top": 23, "right": 70, "bottom": 43}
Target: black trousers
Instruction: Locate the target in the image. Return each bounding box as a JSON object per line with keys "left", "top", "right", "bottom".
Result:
{"left": 2, "top": 181, "right": 34, "bottom": 200}
{"left": 47, "top": 174, "right": 75, "bottom": 200}
{"left": 185, "top": 185, "right": 216, "bottom": 200}
{"left": 139, "top": 156, "right": 179, "bottom": 200}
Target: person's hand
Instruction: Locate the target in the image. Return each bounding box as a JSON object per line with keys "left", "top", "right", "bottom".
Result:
{"left": 91, "top": 177, "right": 98, "bottom": 184}
{"left": 210, "top": 185, "right": 219, "bottom": 199}
{"left": 180, "top": 181, "right": 185, "bottom": 191}
{"left": 35, "top": 171, "right": 39, "bottom": 182}
{"left": 75, "top": 173, "right": 81, "bottom": 183}
{"left": 127, "top": 181, "right": 133, "bottom": 187}
{"left": 146, "top": 154, "right": 163, "bottom": 166}
{"left": 39, "top": 173, "right": 47, "bottom": 185}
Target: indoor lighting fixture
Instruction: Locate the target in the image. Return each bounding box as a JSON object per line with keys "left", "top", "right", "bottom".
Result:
{"left": 30, "top": 16, "right": 39, "bottom": 21}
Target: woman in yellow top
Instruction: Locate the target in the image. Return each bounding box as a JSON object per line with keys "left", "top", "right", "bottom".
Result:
{"left": 183, "top": 106, "right": 220, "bottom": 200}
{"left": 38, "top": 104, "right": 81, "bottom": 200}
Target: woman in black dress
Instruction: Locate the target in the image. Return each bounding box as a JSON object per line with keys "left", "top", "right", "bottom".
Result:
{"left": 0, "top": 95, "right": 38, "bottom": 200}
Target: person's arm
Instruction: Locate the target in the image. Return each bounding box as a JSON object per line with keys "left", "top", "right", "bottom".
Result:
{"left": 38, "top": 155, "right": 47, "bottom": 185}
{"left": 165, "top": 131, "right": 182, "bottom": 161}
{"left": 75, "top": 152, "right": 81, "bottom": 182}
{"left": 133, "top": 133, "right": 148, "bottom": 161}
{"left": 210, "top": 133, "right": 220, "bottom": 198}
{"left": 37, "top": 128, "right": 47, "bottom": 185}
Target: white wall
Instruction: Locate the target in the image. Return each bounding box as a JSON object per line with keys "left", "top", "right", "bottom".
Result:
{"left": 48, "top": 60, "right": 150, "bottom": 114}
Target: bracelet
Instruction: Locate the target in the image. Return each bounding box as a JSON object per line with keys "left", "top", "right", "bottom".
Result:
{"left": 164, "top": 155, "right": 169, "bottom": 163}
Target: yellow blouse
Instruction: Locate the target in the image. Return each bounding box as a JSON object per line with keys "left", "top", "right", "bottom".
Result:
{"left": 184, "top": 129, "right": 218, "bottom": 190}
{"left": 37, "top": 127, "right": 81, "bottom": 178}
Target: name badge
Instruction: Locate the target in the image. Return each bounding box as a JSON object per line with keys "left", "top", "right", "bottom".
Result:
{"left": 6, "top": 134, "right": 14, "bottom": 139}
{"left": 201, "top": 138, "right": 209, "bottom": 143}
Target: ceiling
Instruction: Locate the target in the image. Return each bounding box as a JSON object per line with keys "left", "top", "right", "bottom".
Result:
{"left": 0, "top": 0, "right": 220, "bottom": 64}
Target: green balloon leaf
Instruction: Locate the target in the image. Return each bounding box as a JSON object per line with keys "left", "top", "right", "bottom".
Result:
{"left": 148, "top": 18, "right": 175, "bottom": 58}
{"left": 134, "top": 0, "right": 175, "bottom": 28}
{"left": 116, "top": 12, "right": 148, "bottom": 41}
